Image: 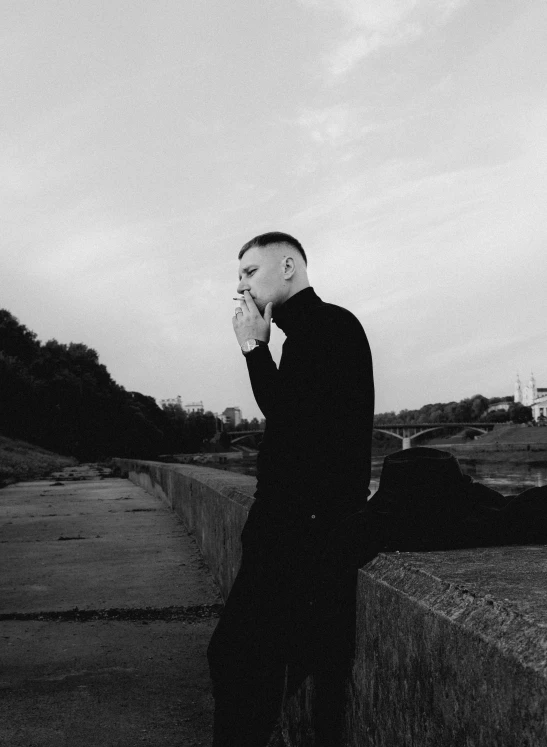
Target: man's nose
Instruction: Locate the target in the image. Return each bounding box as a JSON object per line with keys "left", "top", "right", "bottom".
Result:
{"left": 237, "top": 280, "right": 248, "bottom": 294}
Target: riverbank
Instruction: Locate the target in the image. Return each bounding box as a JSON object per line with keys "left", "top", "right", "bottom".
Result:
{"left": 431, "top": 424, "right": 547, "bottom": 464}
{"left": 163, "top": 443, "right": 547, "bottom": 479}
{"left": 434, "top": 446, "right": 547, "bottom": 465}
{"left": 0, "top": 435, "right": 77, "bottom": 489}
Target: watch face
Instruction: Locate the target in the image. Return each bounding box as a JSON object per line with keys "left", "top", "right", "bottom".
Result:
{"left": 243, "top": 339, "right": 257, "bottom": 352}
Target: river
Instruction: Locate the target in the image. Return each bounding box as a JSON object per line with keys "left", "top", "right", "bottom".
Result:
{"left": 369, "top": 455, "right": 547, "bottom": 498}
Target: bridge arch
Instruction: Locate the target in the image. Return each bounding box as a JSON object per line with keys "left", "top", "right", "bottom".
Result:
{"left": 228, "top": 430, "right": 264, "bottom": 449}
{"left": 373, "top": 423, "right": 492, "bottom": 449}
{"left": 229, "top": 424, "right": 493, "bottom": 451}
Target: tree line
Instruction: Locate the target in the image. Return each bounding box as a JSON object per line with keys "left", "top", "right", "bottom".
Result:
{"left": 371, "top": 396, "right": 533, "bottom": 453}
{"left": 374, "top": 395, "right": 532, "bottom": 426}
{"left": 0, "top": 310, "right": 223, "bottom": 460}
{"left": 231, "top": 418, "right": 266, "bottom": 431}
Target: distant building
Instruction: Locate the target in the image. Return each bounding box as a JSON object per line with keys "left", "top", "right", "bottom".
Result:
{"left": 532, "top": 395, "right": 547, "bottom": 423}
{"left": 185, "top": 401, "right": 204, "bottom": 414}
{"left": 487, "top": 400, "right": 511, "bottom": 414}
{"left": 222, "top": 406, "right": 242, "bottom": 428}
{"left": 514, "top": 373, "right": 547, "bottom": 421}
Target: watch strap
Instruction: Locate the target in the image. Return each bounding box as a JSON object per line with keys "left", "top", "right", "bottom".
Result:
{"left": 241, "top": 339, "right": 268, "bottom": 355}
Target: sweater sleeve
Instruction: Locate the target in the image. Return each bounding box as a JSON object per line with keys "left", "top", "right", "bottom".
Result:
{"left": 244, "top": 344, "right": 280, "bottom": 419}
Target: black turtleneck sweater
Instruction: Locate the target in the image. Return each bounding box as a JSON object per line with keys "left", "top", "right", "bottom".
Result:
{"left": 245, "top": 287, "right": 374, "bottom": 520}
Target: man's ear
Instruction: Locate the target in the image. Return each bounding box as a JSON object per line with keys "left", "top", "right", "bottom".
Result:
{"left": 282, "top": 256, "right": 296, "bottom": 279}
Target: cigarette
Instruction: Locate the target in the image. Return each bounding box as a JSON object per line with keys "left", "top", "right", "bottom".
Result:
{"left": 233, "top": 297, "right": 244, "bottom": 300}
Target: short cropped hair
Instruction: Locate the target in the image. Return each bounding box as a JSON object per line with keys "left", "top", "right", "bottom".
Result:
{"left": 238, "top": 232, "right": 307, "bottom": 265}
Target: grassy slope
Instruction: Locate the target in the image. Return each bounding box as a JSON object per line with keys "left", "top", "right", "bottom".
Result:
{"left": 472, "top": 425, "right": 547, "bottom": 445}
{"left": 0, "top": 434, "right": 77, "bottom": 487}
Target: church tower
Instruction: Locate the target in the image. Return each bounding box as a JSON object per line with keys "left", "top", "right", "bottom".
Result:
{"left": 522, "top": 372, "right": 537, "bottom": 406}
{"left": 514, "top": 373, "right": 522, "bottom": 403}
{"left": 528, "top": 372, "right": 537, "bottom": 405}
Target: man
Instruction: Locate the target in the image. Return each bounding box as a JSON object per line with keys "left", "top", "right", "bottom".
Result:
{"left": 207, "top": 232, "right": 374, "bottom": 746}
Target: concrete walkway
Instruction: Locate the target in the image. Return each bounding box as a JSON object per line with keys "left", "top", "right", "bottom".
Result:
{"left": 0, "top": 465, "right": 222, "bottom": 746}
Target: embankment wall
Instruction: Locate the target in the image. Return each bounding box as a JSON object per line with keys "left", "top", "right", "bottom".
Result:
{"left": 439, "top": 442, "right": 547, "bottom": 452}
{"left": 432, "top": 442, "right": 547, "bottom": 463}
{"left": 115, "top": 459, "right": 547, "bottom": 746}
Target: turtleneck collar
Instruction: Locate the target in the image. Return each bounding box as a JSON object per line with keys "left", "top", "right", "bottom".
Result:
{"left": 273, "top": 286, "right": 321, "bottom": 336}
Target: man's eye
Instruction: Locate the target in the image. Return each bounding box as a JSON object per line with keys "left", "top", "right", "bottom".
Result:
{"left": 248, "top": 270, "right": 256, "bottom": 276}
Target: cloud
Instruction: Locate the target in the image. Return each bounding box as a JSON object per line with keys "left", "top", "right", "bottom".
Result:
{"left": 298, "top": 0, "right": 469, "bottom": 77}
{"left": 328, "top": 23, "right": 422, "bottom": 77}
{"left": 290, "top": 103, "right": 400, "bottom": 180}
{"left": 296, "top": 104, "right": 352, "bottom": 144}
{"left": 421, "top": 334, "right": 534, "bottom": 372}
{"left": 299, "top": 0, "right": 466, "bottom": 31}
{"left": 298, "top": 0, "right": 419, "bottom": 30}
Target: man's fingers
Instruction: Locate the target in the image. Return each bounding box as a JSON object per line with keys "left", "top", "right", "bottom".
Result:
{"left": 243, "top": 290, "right": 257, "bottom": 311}
{"left": 264, "top": 302, "right": 273, "bottom": 326}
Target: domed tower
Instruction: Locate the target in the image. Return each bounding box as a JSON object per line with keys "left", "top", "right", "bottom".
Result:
{"left": 522, "top": 372, "right": 537, "bottom": 406}
{"left": 528, "top": 372, "right": 537, "bottom": 405}
{"left": 514, "top": 373, "right": 522, "bottom": 404}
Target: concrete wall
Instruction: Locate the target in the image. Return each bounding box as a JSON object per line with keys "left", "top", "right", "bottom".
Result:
{"left": 349, "top": 550, "right": 547, "bottom": 746}
{"left": 115, "top": 459, "right": 547, "bottom": 746}
{"left": 442, "top": 442, "right": 547, "bottom": 453}
{"left": 115, "top": 459, "right": 256, "bottom": 599}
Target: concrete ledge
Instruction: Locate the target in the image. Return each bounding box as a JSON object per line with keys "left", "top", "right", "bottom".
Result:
{"left": 438, "top": 441, "right": 547, "bottom": 453}
{"left": 116, "top": 459, "right": 547, "bottom": 746}
{"left": 349, "top": 549, "right": 547, "bottom": 746}
{"left": 114, "top": 459, "right": 256, "bottom": 600}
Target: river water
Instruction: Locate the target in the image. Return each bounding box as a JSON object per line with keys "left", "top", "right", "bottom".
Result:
{"left": 369, "top": 455, "right": 547, "bottom": 498}
{"left": 219, "top": 452, "right": 547, "bottom": 497}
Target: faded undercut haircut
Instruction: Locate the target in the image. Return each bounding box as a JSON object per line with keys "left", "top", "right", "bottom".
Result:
{"left": 238, "top": 232, "right": 307, "bottom": 266}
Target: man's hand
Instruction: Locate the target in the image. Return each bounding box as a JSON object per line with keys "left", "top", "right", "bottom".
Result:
{"left": 232, "top": 291, "right": 273, "bottom": 347}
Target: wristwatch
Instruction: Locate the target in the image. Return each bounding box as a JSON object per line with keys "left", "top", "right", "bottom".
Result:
{"left": 241, "top": 339, "right": 267, "bottom": 355}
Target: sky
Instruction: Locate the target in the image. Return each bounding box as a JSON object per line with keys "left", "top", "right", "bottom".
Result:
{"left": 2, "top": 0, "right": 546, "bottom": 421}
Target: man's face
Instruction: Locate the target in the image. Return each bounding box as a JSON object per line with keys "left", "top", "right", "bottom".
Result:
{"left": 236, "top": 245, "right": 286, "bottom": 313}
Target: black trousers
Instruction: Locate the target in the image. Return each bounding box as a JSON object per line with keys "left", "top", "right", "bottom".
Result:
{"left": 207, "top": 504, "right": 357, "bottom": 747}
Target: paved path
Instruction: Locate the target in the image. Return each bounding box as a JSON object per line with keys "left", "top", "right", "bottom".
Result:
{"left": 0, "top": 465, "right": 222, "bottom": 746}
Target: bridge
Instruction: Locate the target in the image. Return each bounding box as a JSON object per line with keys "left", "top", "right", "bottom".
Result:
{"left": 227, "top": 429, "right": 265, "bottom": 448}
{"left": 228, "top": 422, "right": 496, "bottom": 450}
{"left": 373, "top": 421, "right": 495, "bottom": 449}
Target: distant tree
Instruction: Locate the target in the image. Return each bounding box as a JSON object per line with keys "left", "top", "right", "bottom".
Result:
{"left": 484, "top": 409, "right": 511, "bottom": 424}
{"left": 375, "top": 393, "right": 516, "bottom": 426}
{"left": 160, "top": 395, "right": 185, "bottom": 414}
{"left": 160, "top": 397, "right": 188, "bottom": 452}
{"left": 397, "top": 409, "right": 412, "bottom": 423}
{"left": 0, "top": 310, "right": 40, "bottom": 363}
{"left": 187, "top": 410, "right": 217, "bottom": 451}
{"left": 219, "top": 430, "right": 231, "bottom": 450}
{"left": 508, "top": 403, "right": 533, "bottom": 424}
{"left": 470, "top": 395, "right": 489, "bottom": 420}
{"left": 159, "top": 400, "right": 217, "bottom": 452}
{"left": 0, "top": 351, "right": 36, "bottom": 438}
{"left": 0, "top": 309, "right": 172, "bottom": 460}
{"left": 234, "top": 419, "right": 251, "bottom": 432}
{"left": 374, "top": 411, "right": 397, "bottom": 425}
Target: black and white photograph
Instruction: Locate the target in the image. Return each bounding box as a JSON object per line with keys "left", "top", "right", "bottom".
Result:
{"left": 1, "top": 1, "right": 547, "bottom": 745}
